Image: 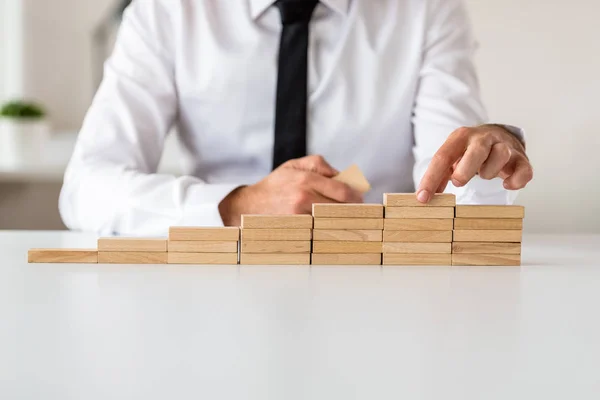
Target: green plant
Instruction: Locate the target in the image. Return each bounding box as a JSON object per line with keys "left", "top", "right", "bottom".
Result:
{"left": 0, "top": 100, "right": 46, "bottom": 119}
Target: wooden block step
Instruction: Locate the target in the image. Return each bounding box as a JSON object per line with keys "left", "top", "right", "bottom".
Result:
{"left": 384, "top": 218, "right": 454, "bottom": 231}
{"left": 241, "top": 241, "right": 311, "bottom": 254}
{"left": 98, "top": 238, "right": 167, "bottom": 252}
{"left": 383, "top": 230, "right": 452, "bottom": 243}
{"left": 311, "top": 253, "right": 382, "bottom": 266}
{"left": 455, "top": 205, "right": 525, "bottom": 219}
{"left": 452, "top": 242, "right": 522, "bottom": 255}
{"left": 383, "top": 253, "right": 452, "bottom": 266}
{"left": 453, "top": 218, "right": 523, "bottom": 230}
{"left": 169, "top": 227, "right": 240, "bottom": 241}
{"left": 312, "top": 204, "right": 384, "bottom": 219}
{"left": 333, "top": 164, "right": 371, "bottom": 193}
{"left": 241, "top": 229, "right": 312, "bottom": 241}
{"left": 240, "top": 253, "right": 311, "bottom": 265}
{"left": 313, "top": 229, "right": 383, "bottom": 242}
{"left": 168, "top": 241, "right": 238, "bottom": 253}
{"left": 312, "top": 241, "right": 382, "bottom": 254}
{"left": 452, "top": 254, "right": 521, "bottom": 266}
{"left": 168, "top": 253, "right": 238, "bottom": 265}
{"left": 385, "top": 207, "right": 454, "bottom": 219}
{"left": 241, "top": 215, "right": 313, "bottom": 229}
{"left": 383, "top": 242, "right": 451, "bottom": 254}
{"left": 313, "top": 218, "right": 384, "bottom": 230}
{"left": 98, "top": 252, "right": 167, "bottom": 264}
{"left": 453, "top": 230, "right": 522, "bottom": 243}
{"left": 28, "top": 249, "right": 98, "bottom": 264}
{"left": 384, "top": 193, "right": 456, "bottom": 207}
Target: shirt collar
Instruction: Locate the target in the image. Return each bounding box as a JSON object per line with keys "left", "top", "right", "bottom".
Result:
{"left": 249, "top": 0, "right": 350, "bottom": 20}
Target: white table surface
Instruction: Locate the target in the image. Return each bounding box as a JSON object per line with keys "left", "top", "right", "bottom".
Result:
{"left": 1, "top": 231, "right": 600, "bottom": 399}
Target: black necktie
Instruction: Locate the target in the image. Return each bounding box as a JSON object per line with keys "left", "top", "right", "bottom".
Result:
{"left": 272, "top": 0, "right": 319, "bottom": 170}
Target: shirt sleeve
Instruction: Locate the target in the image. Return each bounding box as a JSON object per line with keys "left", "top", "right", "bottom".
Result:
{"left": 59, "top": 0, "right": 239, "bottom": 236}
{"left": 411, "top": 0, "right": 523, "bottom": 205}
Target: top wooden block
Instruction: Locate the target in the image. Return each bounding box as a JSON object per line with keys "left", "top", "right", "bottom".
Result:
{"left": 384, "top": 193, "right": 456, "bottom": 207}
{"left": 312, "top": 204, "right": 384, "bottom": 219}
{"left": 333, "top": 164, "right": 371, "bottom": 193}
{"left": 241, "top": 215, "right": 313, "bottom": 229}
{"left": 169, "top": 227, "right": 240, "bottom": 241}
{"left": 455, "top": 205, "right": 525, "bottom": 219}
{"left": 98, "top": 238, "right": 167, "bottom": 252}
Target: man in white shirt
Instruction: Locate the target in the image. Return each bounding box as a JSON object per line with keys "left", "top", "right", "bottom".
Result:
{"left": 60, "top": 0, "right": 533, "bottom": 235}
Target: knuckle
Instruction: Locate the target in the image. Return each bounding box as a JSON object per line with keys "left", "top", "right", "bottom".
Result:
{"left": 432, "top": 152, "right": 453, "bottom": 167}
{"left": 454, "top": 126, "right": 471, "bottom": 138}
{"left": 522, "top": 166, "right": 534, "bottom": 181}
{"left": 452, "top": 172, "right": 469, "bottom": 186}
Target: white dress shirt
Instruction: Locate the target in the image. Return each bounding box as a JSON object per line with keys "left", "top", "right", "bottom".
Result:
{"left": 60, "top": 0, "right": 521, "bottom": 236}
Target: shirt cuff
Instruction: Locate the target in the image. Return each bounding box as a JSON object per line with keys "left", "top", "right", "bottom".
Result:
{"left": 180, "top": 183, "right": 242, "bottom": 227}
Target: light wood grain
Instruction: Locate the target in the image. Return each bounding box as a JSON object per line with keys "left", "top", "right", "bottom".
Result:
{"left": 452, "top": 254, "right": 521, "bottom": 266}
{"left": 333, "top": 164, "right": 371, "bottom": 193}
{"left": 240, "top": 253, "right": 311, "bottom": 265}
{"left": 98, "top": 252, "right": 167, "bottom": 264}
{"left": 311, "top": 253, "right": 382, "bottom": 265}
{"left": 168, "top": 241, "right": 239, "bottom": 253}
{"left": 241, "top": 215, "right": 313, "bottom": 229}
{"left": 453, "top": 218, "right": 523, "bottom": 230}
{"left": 455, "top": 205, "right": 525, "bottom": 219}
{"left": 313, "top": 230, "right": 383, "bottom": 242}
{"left": 313, "top": 218, "right": 384, "bottom": 230}
{"left": 384, "top": 193, "right": 456, "bottom": 207}
{"left": 384, "top": 207, "right": 454, "bottom": 219}
{"left": 383, "top": 242, "right": 451, "bottom": 254}
{"left": 241, "top": 229, "right": 312, "bottom": 241}
{"left": 28, "top": 249, "right": 98, "bottom": 264}
{"left": 383, "top": 254, "right": 452, "bottom": 266}
{"left": 453, "top": 230, "right": 523, "bottom": 243}
{"left": 98, "top": 238, "right": 167, "bottom": 252}
{"left": 312, "top": 241, "right": 382, "bottom": 254}
{"left": 168, "top": 253, "right": 238, "bottom": 265}
{"left": 312, "top": 203, "right": 384, "bottom": 219}
{"left": 241, "top": 241, "right": 311, "bottom": 254}
{"left": 384, "top": 218, "right": 454, "bottom": 231}
{"left": 383, "top": 230, "right": 452, "bottom": 243}
{"left": 452, "top": 242, "right": 522, "bottom": 254}
{"left": 169, "top": 227, "right": 240, "bottom": 241}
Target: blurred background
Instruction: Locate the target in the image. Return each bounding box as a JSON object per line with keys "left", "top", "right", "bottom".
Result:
{"left": 0, "top": 0, "right": 598, "bottom": 233}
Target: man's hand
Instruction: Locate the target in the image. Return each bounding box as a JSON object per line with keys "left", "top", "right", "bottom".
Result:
{"left": 417, "top": 125, "right": 533, "bottom": 203}
{"left": 219, "top": 155, "right": 364, "bottom": 226}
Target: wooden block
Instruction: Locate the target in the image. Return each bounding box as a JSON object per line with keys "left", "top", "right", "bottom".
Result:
{"left": 98, "top": 252, "right": 167, "bottom": 264}
{"left": 453, "top": 218, "right": 523, "bottom": 230}
{"left": 313, "top": 230, "right": 383, "bottom": 242}
{"left": 313, "top": 218, "right": 384, "bottom": 230}
{"left": 384, "top": 218, "right": 454, "bottom": 231}
{"left": 385, "top": 207, "right": 454, "bottom": 219}
{"left": 168, "top": 253, "right": 238, "bottom": 265}
{"left": 452, "top": 242, "right": 522, "bottom": 255}
{"left": 241, "top": 215, "right": 313, "bottom": 229}
{"left": 383, "top": 242, "right": 451, "bottom": 254}
{"left": 28, "top": 249, "right": 98, "bottom": 264}
{"left": 383, "top": 230, "right": 452, "bottom": 243}
{"left": 312, "top": 204, "right": 383, "bottom": 219}
{"left": 168, "top": 241, "right": 238, "bottom": 253}
{"left": 384, "top": 193, "right": 456, "bottom": 207}
{"left": 241, "top": 229, "right": 312, "bottom": 241}
{"left": 452, "top": 254, "right": 521, "bottom": 266}
{"left": 241, "top": 241, "right": 311, "bottom": 254}
{"left": 383, "top": 254, "right": 452, "bottom": 266}
{"left": 311, "top": 254, "right": 382, "bottom": 266}
{"left": 453, "top": 230, "right": 522, "bottom": 243}
{"left": 169, "top": 227, "right": 240, "bottom": 241}
{"left": 333, "top": 164, "right": 371, "bottom": 193}
{"left": 240, "top": 253, "right": 311, "bottom": 265}
{"left": 455, "top": 205, "right": 525, "bottom": 219}
{"left": 312, "top": 241, "right": 382, "bottom": 254}
{"left": 98, "top": 238, "right": 167, "bottom": 252}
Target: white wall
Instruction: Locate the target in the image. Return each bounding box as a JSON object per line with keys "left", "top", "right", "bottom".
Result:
{"left": 0, "top": 0, "right": 25, "bottom": 99}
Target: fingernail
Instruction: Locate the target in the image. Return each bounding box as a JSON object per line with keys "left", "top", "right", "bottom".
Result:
{"left": 417, "top": 190, "right": 431, "bottom": 203}
{"left": 451, "top": 178, "right": 463, "bottom": 187}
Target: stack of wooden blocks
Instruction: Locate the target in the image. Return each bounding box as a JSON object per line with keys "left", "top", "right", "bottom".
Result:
{"left": 97, "top": 237, "right": 168, "bottom": 264}
{"left": 167, "top": 227, "right": 240, "bottom": 265}
{"left": 382, "top": 194, "right": 455, "bottom": 266}
{"left": 239, "top": 215, "right": 313, "bottom": 265}
{"left": 451, "top": 206, "right": 524, "bottom": 266}
{"left": 311, "top": 203, "right": 384, "bottom": 265}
